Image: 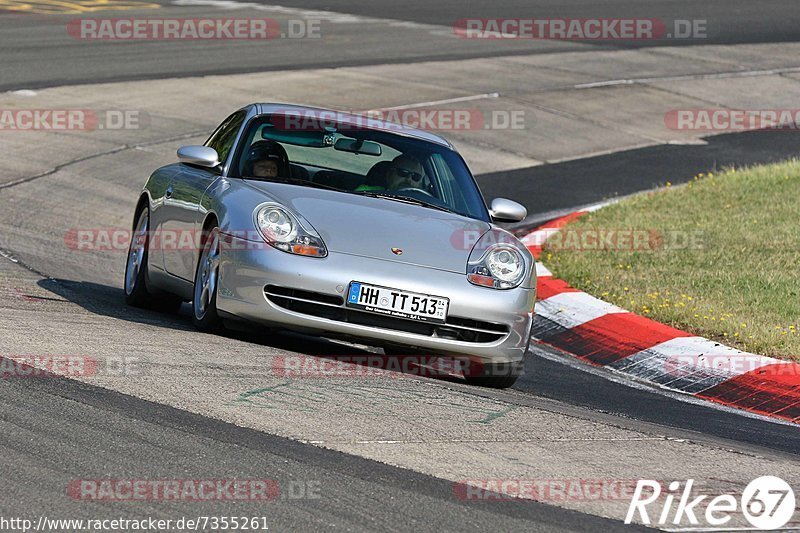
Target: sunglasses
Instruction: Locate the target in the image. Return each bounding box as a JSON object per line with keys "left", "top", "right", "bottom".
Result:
{"left": 393, "top": 167, "right": 423, "bottom": 182}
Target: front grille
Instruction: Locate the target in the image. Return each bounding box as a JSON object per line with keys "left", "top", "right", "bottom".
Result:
{"left": 264, "top": 285, "right": 509, "bottom": 343}
{"left": 265, "top": 285, "right": 344, "bottom": 306}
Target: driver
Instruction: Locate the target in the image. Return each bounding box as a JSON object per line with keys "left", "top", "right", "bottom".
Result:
{"left": 242, "top": 140, "right": 289, "bottom": 178}
{"left": 386, "top": 154, "right": 424, "bottom": 190}
{"left": 356, "top": 154, "right": 424, "bottom": 192}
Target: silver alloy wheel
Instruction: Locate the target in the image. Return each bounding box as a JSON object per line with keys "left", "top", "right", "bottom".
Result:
{"left": 125, "top": 210, "right": 148, "bottom": 296}
{"left": 194, "top": 228, "right": 220, "bottom": 320}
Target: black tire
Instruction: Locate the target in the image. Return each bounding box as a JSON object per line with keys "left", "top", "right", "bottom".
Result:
{"left": 463, "top": 360, "right": 523, "bottom": 389}
{"left": 192, "top": 225, "right": 225, "bottom": 333}
{"left": 124, "top": 206, "right": 182, "bottom": 313}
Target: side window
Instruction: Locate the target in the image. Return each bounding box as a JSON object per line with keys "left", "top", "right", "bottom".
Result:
{"left": 205, "top": 111, "right": 246, "bottom": 169}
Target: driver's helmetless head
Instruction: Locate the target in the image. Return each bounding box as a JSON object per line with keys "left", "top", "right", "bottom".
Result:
{"left": 387, "top": 154, "right": 424, "bottom": 190}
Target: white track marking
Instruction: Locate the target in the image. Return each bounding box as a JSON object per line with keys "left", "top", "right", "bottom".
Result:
{"left": 574, "top": 65, "right": 800, "bottom": 89}
{"left": 535, "top": 262, "right": 552, "bottom": 277}
{"left": 521, "top": 227, "right": 561, "bottom": 247}
{"left": 536, "top": 291, "right": 627, "bottom": 330}
{"left": 613, "top": 337, "right": 782, "bottom": 391}
{"left": 530, "top": 343, "right": 797, "bottom": 427}
{"left": 377, "top": 92, "right": 499, "bottom": 111}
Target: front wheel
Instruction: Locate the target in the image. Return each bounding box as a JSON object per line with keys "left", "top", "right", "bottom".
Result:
{"left": 124, "top": 206, "right": 182, "bottom": 313}
{"left": 192, "top": 225, "right": 225, "bottom": 333}
{"left": 463, "top": 360, "right": 523, "bottom": 389}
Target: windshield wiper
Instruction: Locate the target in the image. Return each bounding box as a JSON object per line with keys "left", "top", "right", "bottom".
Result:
{"left": 355, "top": 191, "right": 457, "bottom": 215}
{"left": 243, "top": 176, "right": 342, "bottom": 192}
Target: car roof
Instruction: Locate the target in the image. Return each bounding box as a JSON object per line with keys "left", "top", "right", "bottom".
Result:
{"left": 254, "top": 103, "right": 456, "bottom": 149}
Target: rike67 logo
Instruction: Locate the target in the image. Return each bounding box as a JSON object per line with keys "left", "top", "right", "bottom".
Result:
{"left": 625, "top": 476, "right": 796, "bottom": 529}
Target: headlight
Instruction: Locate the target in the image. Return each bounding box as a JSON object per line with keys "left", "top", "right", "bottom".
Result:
{"left": 257, "top": 207, "right": 297, "bottom": 243}
{"left": 486, "top": 246, "right": 524, "bottom": 282}
{"left": 255, "top": 204, "right": 327, "bottom": 257}
{"left": 468, "top": 244, "right": 527, "bottom": 289}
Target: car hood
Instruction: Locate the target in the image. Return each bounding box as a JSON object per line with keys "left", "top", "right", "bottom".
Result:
{"left": 243, "top": 180, "right": 492, "bottom": 273}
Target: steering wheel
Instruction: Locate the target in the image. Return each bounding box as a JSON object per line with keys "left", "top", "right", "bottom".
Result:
{"left": 396, "top": 187, "right": 435, "bottom": 198}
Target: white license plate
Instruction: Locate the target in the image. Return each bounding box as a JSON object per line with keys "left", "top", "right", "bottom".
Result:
{"left": 346, "top": 282, "right": 449, "bottom": 324}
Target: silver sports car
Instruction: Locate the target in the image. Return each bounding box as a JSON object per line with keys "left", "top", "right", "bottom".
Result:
{"left": 125, "top": 104, "right": 535, "bottom": 387}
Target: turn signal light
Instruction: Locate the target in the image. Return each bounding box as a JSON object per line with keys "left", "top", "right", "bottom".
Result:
{"left": 467, "top": 273, "right": 495, "bottom": 287}
{"left": 290, "top": 244, "right": 325, "bottom": 256}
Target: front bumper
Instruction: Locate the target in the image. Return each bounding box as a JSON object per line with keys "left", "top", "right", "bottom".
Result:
{"left": 217, "top": 236, "right": 534, "bottom": 364}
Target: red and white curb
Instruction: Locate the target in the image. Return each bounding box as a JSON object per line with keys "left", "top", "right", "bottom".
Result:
{"left": 521, "top": 209, "right": 800, "bottom": 424}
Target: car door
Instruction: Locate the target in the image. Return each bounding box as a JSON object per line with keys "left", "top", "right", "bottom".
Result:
{"left": 162, "top": 110, "right": 246, "bottom": 281}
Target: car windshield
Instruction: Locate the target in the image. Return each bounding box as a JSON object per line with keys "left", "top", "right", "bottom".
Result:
{"left": 231, "top": 113, "right": 490, "bottom": 221}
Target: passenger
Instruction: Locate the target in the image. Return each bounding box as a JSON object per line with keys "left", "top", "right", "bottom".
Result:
{"left": 252, "top": 159, "right": 279, "bottom": 178}
{"left": 356, "top": 160, "right": 393, "bottom": 192}
{"left": 242, "top": 140, "right": 289, "bottom": 178}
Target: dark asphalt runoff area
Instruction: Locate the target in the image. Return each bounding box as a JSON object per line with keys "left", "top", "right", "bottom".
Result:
{"left": 484, "top": 129, "right": 800, "bottom": 221}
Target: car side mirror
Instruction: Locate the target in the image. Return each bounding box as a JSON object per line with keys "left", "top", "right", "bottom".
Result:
{"left": 489, "top": 198, "right": 527, "bottom": 223}
{"left": 177, "top": 146, "right": 220, "bottom": 168}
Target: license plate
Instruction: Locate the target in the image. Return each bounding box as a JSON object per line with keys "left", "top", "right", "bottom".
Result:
{"left": 346, "top": 282, "right": 449, "bottom": 324}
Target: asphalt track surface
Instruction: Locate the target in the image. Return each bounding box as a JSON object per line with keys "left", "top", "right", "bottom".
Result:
{"left": 1, "top": 0, "right": 799, "bottom": 90}
{"left": 247, "top": 0, "right": 800, "bottom": 44}
{"left": 1, "top": 359, "right": 646, "bottom": 532}
{"left": 2, "top": 0, "right": 800, "bottom": 530}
